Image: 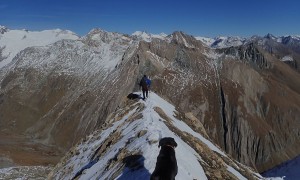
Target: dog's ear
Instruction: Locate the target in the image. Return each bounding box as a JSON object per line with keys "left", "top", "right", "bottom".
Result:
{"left": 173, "top": 141, "right": 178, "bottom": 148}
{"left": 171, "top": 138, "right": 177, "bottom": 148}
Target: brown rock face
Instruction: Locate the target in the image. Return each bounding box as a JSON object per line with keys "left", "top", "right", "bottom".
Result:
{"left": 216, "top": 43, "right": 300, "bottom": 172}
{"left": 133, "top": 33, "right": 300, "bottom": 172}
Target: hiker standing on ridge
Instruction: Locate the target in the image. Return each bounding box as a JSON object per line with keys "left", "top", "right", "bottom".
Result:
{"left": 139, "top": 75, "right": 151, "bottom": 100}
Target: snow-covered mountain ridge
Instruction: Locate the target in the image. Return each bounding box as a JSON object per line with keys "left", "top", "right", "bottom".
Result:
{"left": 48, "top": 93, "right": 264, "bottom": 180}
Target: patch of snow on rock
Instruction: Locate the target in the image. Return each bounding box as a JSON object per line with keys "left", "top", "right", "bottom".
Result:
{"left": 281, "top": 55, "right": 293, "bottom": 62}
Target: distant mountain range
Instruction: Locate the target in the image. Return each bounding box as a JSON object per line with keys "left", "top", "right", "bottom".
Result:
{"left": 196, "top": 34, "right": 300, "bottom": 48}
{"left": 130, "top": 29, "right": 300, "bottom": 49}
{"left": 1, "top": 25, "right": 299, "bottom": 66}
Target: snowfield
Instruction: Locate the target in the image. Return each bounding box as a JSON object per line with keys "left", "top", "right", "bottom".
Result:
{"left": 0, "top": 28, "right": 79, "bottom": 68}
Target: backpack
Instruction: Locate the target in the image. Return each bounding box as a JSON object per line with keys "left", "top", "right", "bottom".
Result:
{"left": 146, "top": 79, "right": 151, "bottom": 86}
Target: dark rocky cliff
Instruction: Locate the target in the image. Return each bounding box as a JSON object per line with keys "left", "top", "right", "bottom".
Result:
{"left": 133, "top": 32, "right": 300, "bottom": 172}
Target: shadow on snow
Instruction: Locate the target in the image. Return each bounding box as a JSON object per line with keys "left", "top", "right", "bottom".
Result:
{"left": 117, "top": 155, "right": 151, "bottom": 180}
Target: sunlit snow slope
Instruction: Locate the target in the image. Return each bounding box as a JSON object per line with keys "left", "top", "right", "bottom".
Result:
{"left": 0, "top": 27, "right": 79, "bottom": 68}
{"left": 49, "top": 92, "right": 263, "bottom": 180}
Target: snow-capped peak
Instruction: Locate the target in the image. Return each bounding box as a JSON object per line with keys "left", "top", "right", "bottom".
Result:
{"left": 286, "top": 35, "right": 300, "bottom": 41}
{"left": 196, "top": 36, "right": 246, "bottom": 48}
{"left": 195, "top": 36, "right": 215, "bottom": 47}
{"left": 132, "top": 31, "right": 167, "bottom": 42}
{"left": 132, "top": 31, "right": 149, "bottom": 36}
{"left": 132, "top": 31, "right": 152, "bottom": 42}
{"left": 293, "top": 35, "right": 300, "bottom": 40}
{"left": 87, "top": 28, "right": 108, "bottom": 35}
{"left": 0, "top": 27, "right": 79, "bottom": 68}
{"left": 264, "top": 33, "right": 277, "bottom": 40}
{"left": 84, "top": 28, "right": 131, "bottom": 44}
{"left": 49, "top": 92, "right": 263, "bottom": 180}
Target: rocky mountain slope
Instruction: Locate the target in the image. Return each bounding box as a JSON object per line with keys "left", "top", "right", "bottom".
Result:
{"left": 0, "top": 27, "right": 139, "bottom": 167}
{"left": 0, "top": 26, "right": 299, "bottom": 176}
{"left": 134, "top": 32, "right": 300, "bottom": 172}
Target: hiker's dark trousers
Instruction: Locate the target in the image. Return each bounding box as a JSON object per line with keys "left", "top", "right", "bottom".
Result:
{"left": 142, "top": 88, "right": 148, "bottom": 99}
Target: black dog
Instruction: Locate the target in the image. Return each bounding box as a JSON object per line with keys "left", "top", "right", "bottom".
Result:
{"left": 151, "top": 137, "right": 178, "bottom": 180}
{"left": 127, "top": 93, "right": 140, "bottom": 100}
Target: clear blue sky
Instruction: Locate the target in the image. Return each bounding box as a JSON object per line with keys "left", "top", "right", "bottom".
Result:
{"left": 0, "top": 0, "right": 299, "bottom": 37}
